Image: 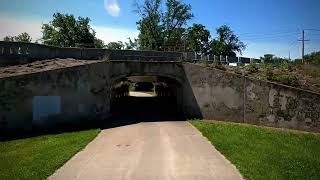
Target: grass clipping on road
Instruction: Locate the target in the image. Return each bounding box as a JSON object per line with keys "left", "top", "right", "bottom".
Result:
{"left": 0, "top": 129, "right": 100, "bottom": 180}
{"left": 189, "top": 120, "right": 320, "bottom": 180}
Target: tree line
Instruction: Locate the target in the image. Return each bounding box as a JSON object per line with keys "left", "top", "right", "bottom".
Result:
{"left": 2, "top": 0, "right": 247, "bottom": 57}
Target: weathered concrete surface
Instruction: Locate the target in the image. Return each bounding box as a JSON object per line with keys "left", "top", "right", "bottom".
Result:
{"left": 0, "top": 41, "right": 183, "bottom": 66}
{"left": 0, "top": 61, "right": 186, "bottom": 133}
{"left": 183, "top": 63, "right": 320, "bottom": 132}
{"left": 49, "top": 121, "right": 243, "bottom": 180}
{"left": 1, "top": 61, "right": 320, "bottom": 133}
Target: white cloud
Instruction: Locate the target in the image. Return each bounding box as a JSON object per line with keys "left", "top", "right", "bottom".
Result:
{"left": 104, "top": 0, "right": 120, "bottom": 17}
{"left": 93, "top": 25, "right": 138, "bottom": 43}
{"left": 0, "top": 15, "right": 44, "bottom": 42}
{"left": 0, "top": 15, "right": 138, "bottom": 44}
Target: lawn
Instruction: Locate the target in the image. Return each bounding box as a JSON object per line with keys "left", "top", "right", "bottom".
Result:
{"left": 189, "top": 120, "right": 320, "bottom": 180}
{"left": 0, "top": 129, "right": 100, "bottom": 180}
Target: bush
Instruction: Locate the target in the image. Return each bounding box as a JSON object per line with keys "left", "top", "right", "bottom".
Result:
{"left": 245, "top": 63, "right": 259, "bottom": 73}
{"left": 210, "top": 62, "right": 226, "bottom": 71}
{"left": 269, "top": 73, "right": 298, "bottom": 86}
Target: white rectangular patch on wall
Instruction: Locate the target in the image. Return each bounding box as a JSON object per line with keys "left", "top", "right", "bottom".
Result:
{"left": 33, "top": 96, "right": 61, "bottom": 123}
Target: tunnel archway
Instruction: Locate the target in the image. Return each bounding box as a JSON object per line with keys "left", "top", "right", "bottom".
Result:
{"left": 109, "top": 75, "right": 184, "bottom": 123}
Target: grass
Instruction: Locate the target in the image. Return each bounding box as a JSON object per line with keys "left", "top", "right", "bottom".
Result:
{"left": 0, "top": 129, "right": 100, "bottom": 180}
{"left": 189, "top": 120, "right": 320, "bottom": 180}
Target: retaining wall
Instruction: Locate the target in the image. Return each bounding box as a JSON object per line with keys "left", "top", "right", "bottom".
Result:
{"left": 0, "top": 41, "right": 183, "bottom": 66}
{"left": 183, "top": 63, "right": 320, "bottom": 132}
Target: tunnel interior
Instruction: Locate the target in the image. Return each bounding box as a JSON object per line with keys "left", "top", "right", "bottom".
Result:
{"left": 109, "top": 76, "right": 184, "bottom": 124}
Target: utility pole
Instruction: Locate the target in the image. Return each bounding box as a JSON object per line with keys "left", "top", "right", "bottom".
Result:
{"left": 289, "top": 51, "right": 291, "bottom": 60}
{"left": 298, "top": 30, "right": 310, "bottom": 63}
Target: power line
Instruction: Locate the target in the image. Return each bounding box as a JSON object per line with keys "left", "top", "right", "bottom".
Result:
{"left": 241, "top": 33, "right": 299, "bottom": 41}
{"left": 239, "top": 31, "right": 299, "bottom": 38}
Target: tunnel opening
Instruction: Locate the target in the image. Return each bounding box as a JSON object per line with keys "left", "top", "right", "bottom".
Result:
{"left": 109, "top": 75, "right": 184, "bottom": 125}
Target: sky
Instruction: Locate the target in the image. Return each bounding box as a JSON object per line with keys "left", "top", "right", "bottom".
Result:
{"left": 0, "top": 0, "right": 320, "bottom": 59}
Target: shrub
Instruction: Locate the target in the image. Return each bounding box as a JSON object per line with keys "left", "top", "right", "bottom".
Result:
{"left": 210, "top": 62, "right": 226, "bottom": 71}
{"left": 269, "top": 73, "right": 299, "bottom": 87}
{"left": 245, "top": 63, "right": 259, "bottom": 73}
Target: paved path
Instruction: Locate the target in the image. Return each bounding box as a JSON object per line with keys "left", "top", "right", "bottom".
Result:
{"left": 49, "top": 121, "right": 243, "bottom": 180}
{"left": 129, "top": 91, "right": 155, "bottom": 97}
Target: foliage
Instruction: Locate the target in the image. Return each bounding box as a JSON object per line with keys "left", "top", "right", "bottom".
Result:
{"left": 106, "top": 41, "right": 124, "bottom": 50}
{"left": 268, "top": 72, "right": 298, "bottom": 86}
{"left": 190, "top": 120, "right": 320, "bottom": 180}
{"left": 135, "top": 0, "right": 163, "bottom": 50}
{"left": 245, "top": 63, "right": 259, "bottom": 73}
{"left": 3, "top": 32, "right": 32, "bottom": 43}
{"left": 94, "top": 38, "right": 105, "bottom": 48}
{"left": 135, "top": 0, "right": 193, "bottom": 50}
{"left": 304, "top": 51, "right": 320, "bottom": 65}
{"left": 260, "top": 54, "right": 289, "bottom": 65}
{"left": 163, "top": 0, "right": 193, "bottom": 42}
{"left": 185, "top": 24, "right": 211, "bottom": 54}
{"left": 209, "top": 25, "right": 246, "bottom": 56}
{"left": 42, "top": 13, "right": 103, "bottom": 48}
{"left": 0, "top": 129, "right": 100, "bottom": 180}
{"left": 125, "top": 38, "right": 139, "bottom": 50}
{"left": 210, "top": 62, "right": 226, "bottom": 71}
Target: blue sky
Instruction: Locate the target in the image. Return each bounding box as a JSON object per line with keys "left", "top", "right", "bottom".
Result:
{"left": 0, "top": 0, "right": 320, "bottom": 58}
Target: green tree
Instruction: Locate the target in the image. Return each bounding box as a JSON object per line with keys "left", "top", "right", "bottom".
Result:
{"left": 135, "top": 0, "right": 163, "bottom": 50}
{"left": 185, "top": 24, "right": 211, "bottom": 54}
{"left": 260, "top": 54, "right": 289, "bottom": 64}
{"left": 3, "top": 36, "right": 14, "bottom": 42}
{"left": 3, "top": 32, "right": 32, "bottom": 43}
{"left": 304, "top": 51, "right": 320, "bottom": 65}
{"left": 42, "top": 13, "right": 103, "bottom": 48}
{"left": 209, "top": 25, "right": 245, "bottom": 56}
{"left": 163, "top": 0, "right": 193, "bottom": 43}
{"left": 14, "top": 32, "right": 32, "bottom": 42}
{"left": 106, "top": 41, "right": 124, "bottom": 50}
{"left": 94, "top": 38, "right": 105, "bottom": 48}
{"left": 135, "top": 0, "right": 193, "bottom": 50}
{"left": 125, "top": 38, "right": 139, "bottom": 50}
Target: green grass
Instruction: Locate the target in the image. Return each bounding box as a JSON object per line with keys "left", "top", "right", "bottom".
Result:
{"left": 0, "top": 129, "right": 100, "bottom": 180}
{"left": 189, "top": 120, "right": 320, "bottom": 180}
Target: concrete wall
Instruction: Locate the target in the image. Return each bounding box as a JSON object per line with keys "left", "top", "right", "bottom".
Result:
{"left": 0, "top": 61, "right": 186, "bottom": 133}
{"left": 1, "top": 61, "right": 320, "bottom": 133}
{"left": 0, "top": 41, "right": 183, "bottom": 66}
{"left": 0, "top": 62, "right": 111, "bottom": 132}
{"left": 183, "top": 63, "right": 320, "bottom": 132}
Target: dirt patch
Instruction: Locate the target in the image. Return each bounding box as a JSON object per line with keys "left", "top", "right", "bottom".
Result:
{"left": 0, "top": 59, "right": 100, "bottom": 79}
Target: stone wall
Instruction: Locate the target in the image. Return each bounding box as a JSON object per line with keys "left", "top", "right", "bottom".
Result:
{"left": 183, "top": 63, "right": 320, "bottom": 132}
{"left": 0, "top": 61, "right": 186, "bottom": 133}
{"left": 1, "top": 61, "right": 319, "bottom": 133}
{"left": 0, "top": 62, "right": 111, "bottom": 132}
{"left": 0, "top": 41, "right": 183, "bottom": 66}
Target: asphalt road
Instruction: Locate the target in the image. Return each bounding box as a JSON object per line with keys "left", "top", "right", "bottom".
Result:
{"left": 49, "top": 121, "right": 243, "bottom": 180}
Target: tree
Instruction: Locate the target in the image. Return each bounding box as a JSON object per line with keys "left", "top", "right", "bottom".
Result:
{"left": 14, "top": 32, "right": 32, "bottom": 42}
{"left": 3, "top": 32, "right": 32, "bottom": 43}
{"left": 304, "top": 51, "right": 320, "bottom": 65}
{"left": 106, "top": 41, "right": 124, "bottom": 50}
{"left": 260, "top": 54, "right": 288, "bottom": 64}
{"left": 186, "top": 24, "right": 211, "bottom": 54}
{"left": 3, "top": 36, "right": 14, "bottom": 42}
{"left": 209, "top": 25, "right": 245, "bottom": 56}
{"left": 42, "top": 13, "right": 103, "bottom": 48}
{"left": 135, "top": 0, "right": 163, "bottom": 50}
{"left": 124, "top": 38, "right": 139, "bottom": 50}
{"left": 135, "top": 0, "right": 193, "bottom": 50}
{"left": 163, "top": 0, "right": 193, "bottom": 43}
{"left": 94, "top": 38, "right": 105, "bottom": 48}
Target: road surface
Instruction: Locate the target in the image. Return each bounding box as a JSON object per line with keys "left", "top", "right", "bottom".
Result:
{"left": 49, "top": 121, "right": 243, "bottom": 180}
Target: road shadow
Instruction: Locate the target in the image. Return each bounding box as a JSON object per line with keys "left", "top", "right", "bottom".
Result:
{"left": 103, "top": 96, "right": 186, "bottom": 129}
{"left": 1, "top": 96, "right": 185, "bottom": 142}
